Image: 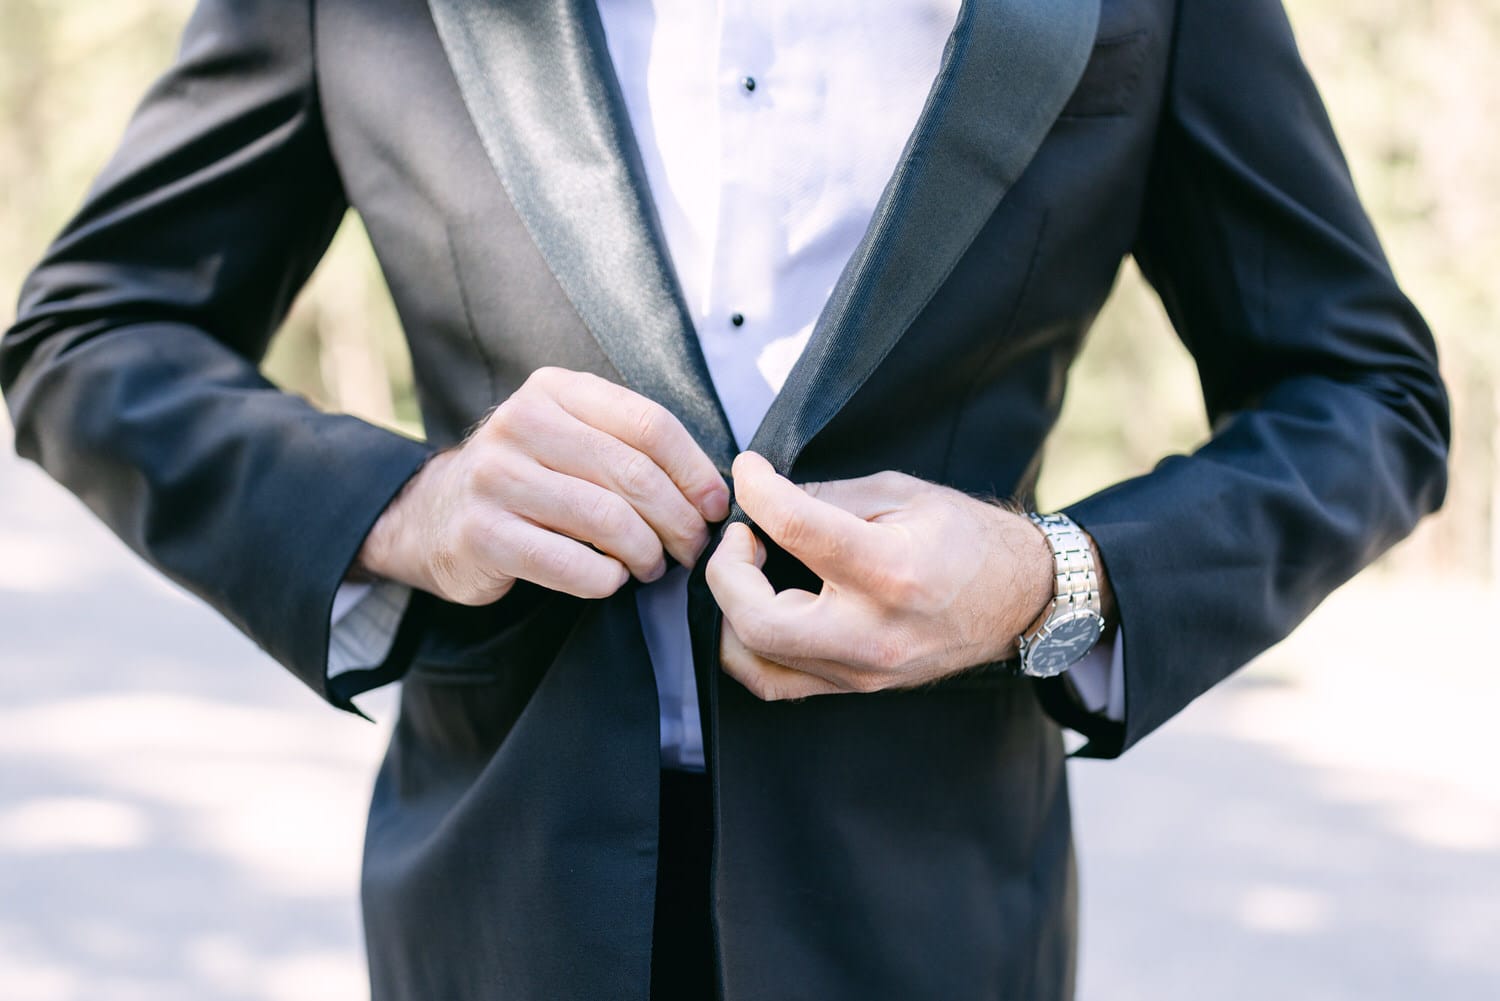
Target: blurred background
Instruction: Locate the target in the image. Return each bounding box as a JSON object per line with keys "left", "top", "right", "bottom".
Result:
{"left": 1, "top": 2, "right": 1496, "bottom": 999}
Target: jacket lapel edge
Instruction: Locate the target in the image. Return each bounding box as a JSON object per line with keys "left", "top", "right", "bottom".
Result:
{"left": 426, "top": 0, "right": 739, "bottom": 470}
{"left": 747, "top": 0, "right": 1103, "bottom": 471}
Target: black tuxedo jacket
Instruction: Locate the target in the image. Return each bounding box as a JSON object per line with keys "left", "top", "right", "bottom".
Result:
{"left": 2, "top": 0, "right": 1448, "bottom": 997}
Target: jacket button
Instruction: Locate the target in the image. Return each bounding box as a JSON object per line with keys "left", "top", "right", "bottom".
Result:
{"left": 730, "top": 312, "right": 745, "bottom": 327}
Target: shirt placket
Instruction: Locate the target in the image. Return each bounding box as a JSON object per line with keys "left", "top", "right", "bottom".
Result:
{"left": 701, "top": 0, "right": 778, "bottom": 449}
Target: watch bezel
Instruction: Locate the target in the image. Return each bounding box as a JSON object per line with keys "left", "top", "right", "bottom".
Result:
{"left": 1019, "top": 606, "right": 1106, "bottom": 678}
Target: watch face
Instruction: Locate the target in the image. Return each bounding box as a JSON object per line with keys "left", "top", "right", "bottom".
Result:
{"left": 1026, "top": 613, "right": 1104, "bottom": 678}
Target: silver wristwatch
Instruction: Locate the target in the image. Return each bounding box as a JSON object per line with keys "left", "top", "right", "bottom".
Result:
{"left": 1016, "top": 512, "right": 1106, "bottom": 678}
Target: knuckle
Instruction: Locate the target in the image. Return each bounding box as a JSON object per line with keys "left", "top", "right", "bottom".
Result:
{"left": 632, "top": 403, "right": 670, "bottom": 451}
{"left": 662, "top": 507, "right": 709, "bottom": 554}
{"left": 543, "top": 545, "right": 579, "bottom": 582}
{"left": 873, "top": 564, "right": 922, "bottom": 605}
{"left": 677, "top": 520, "right": 711, "bottom": 556}
{"left": 623, "top": 534, "right": 663, "bottom": 574}
{"left": 465, "top": 406, "right": 499, "bottom": 444}
{"left": 460, "top": 449, "right": 509, "bottom": 498}
{"left": 774, "top": 511, "right": 810, "bottom": 552}
{"left": 488, "top": 396, "right": 522, "bottom": 430}
{"left": 583, "top": 490, "right": 624, "bottom": 535}
{"left": 527, "top": 365, "right": 566, "bottom": 391}
{"left": 512, "top": 535, "right": 554, "bottom": 576}
{"left": 581, "top": 491, "right": 658, "bottom": 566}
{"left": 484, "top": 397, "right": 538, "bottom": 443}
{"left": 848, "top": 671, "right": 885, "bottom": 694}
{"left": 618, "top": 450, "right": 657, "bottom": 498}
{"left": 891, "top": 573, "right": 924, "bottom": 606}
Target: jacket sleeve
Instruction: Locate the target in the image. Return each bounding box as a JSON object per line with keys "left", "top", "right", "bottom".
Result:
{"left": 1046, "top": 0, "right": 1450, "bottom": 756}
{"left": 0, "top": 0, "right": 435, "bottom": 710}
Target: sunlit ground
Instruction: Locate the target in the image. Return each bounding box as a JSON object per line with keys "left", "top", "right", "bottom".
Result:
{"left": 1069, "top": 578, "right": 1500, "bottom": 1000}
{"left": 0, "top": 413, "right": 1495, "bottom": 1001}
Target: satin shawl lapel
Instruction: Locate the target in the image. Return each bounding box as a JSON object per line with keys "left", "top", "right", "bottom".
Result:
{"left": 746, "top": 0, "right": 1102, "bottom": 472}
{"left": 427, "top": 0, "right": 739, "bottom": 472}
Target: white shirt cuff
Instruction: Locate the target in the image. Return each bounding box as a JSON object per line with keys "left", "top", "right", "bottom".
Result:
{"left": 1063, "top": 626, "right": 1126, "bottom": 723}
{"left": 328, "top": 578, "right": 411, "bottom": 677}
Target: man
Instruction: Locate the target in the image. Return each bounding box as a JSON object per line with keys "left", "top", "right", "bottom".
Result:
{"left": 1, "top": 0, "right": 1448, "bottom": 998}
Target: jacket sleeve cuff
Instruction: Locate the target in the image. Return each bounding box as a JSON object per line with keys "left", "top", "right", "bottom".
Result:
{"left": 291, "top": 423, "right": 434, "bottom": 710}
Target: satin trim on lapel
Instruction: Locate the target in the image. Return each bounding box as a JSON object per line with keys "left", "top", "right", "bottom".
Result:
{"left": 746, "top": 0, "right": 1102, "bottom": 472}
{"left": 426, "top": 0, "right": 739, "bottom": 473}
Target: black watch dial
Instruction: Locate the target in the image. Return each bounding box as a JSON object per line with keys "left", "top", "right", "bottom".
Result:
{"left": 1025, "top": 614, "right": 1104, "bottom": 677}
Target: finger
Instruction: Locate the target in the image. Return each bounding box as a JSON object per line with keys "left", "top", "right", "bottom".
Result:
{"left": 721, "top": 614, "right": 880, "bottom": 692}
{"left": 719, "top": 619, "right": 847, "bottom": 702}
{"left": 733, "top": 518, "right": 768, "bottom": 569}
{"left": 479, "top": 516, "right": 631, "bottom": 599}
{"left": 705, "top": 522, "right": 862, "bottom": 663}
{"left": 533, "top": 414, "right": 712, "bottom": 569}
{"left": 499, "top": 465, "right": 667, "bottom": 582}
{"left": 731, "top": 451, "right": 887, "bottom": 584}
{"left": 704, "top": 521, "right": 778, "bottom": 606}
{"left": 546, "top": 371, "right": 730, "bottom": 522}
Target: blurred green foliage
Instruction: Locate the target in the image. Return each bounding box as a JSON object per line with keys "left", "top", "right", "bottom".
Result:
{"left": 3, "top": 0, "right": 1494, "bottom": 578}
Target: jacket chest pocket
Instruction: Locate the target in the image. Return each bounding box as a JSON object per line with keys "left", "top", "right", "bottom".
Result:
{"left": 1059, "top": 28, "right": 1153, "bottom": 119}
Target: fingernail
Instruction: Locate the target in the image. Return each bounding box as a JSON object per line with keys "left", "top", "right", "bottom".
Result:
{"left": 702, "top": 486, "right": 730, "bottom": 522}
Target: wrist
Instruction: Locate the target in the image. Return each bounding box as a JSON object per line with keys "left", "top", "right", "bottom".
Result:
{"left": 976, "top": 502, "right": 1054, "bottom": 662}
{"left": 1016, "top": 514, "right": 1055, "bottom": 642}
{"left": 352, "top": 449, "right": 449, "bottom": 592}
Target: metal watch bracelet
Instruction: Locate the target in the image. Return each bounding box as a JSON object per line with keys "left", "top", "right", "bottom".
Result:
{"left": 1015, "top": 512, "right": 1106, "bottom": 678}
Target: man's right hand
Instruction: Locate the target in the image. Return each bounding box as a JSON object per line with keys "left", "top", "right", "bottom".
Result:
{"left": 353, "top": 367, "right": 730, "bottom": 605}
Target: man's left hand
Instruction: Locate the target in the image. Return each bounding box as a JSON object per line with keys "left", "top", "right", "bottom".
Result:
{"left": 705, "top": 451, "right": 1089, "bottom": 701}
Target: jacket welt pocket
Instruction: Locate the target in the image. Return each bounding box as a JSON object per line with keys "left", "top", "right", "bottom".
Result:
{"left": 1059, "top": 29, "right": 1151, "bottom": 119}
{"left": 403, "top": 583, "right": 581, "bottom": 684}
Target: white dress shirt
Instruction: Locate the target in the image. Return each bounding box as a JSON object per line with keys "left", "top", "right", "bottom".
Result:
{"left": 332, "top": 0, "right": 1124, "bottom": 768}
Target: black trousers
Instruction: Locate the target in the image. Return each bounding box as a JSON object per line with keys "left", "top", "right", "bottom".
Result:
{"left": 651, "top": 769, "right": 715, "bottom": 1000}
